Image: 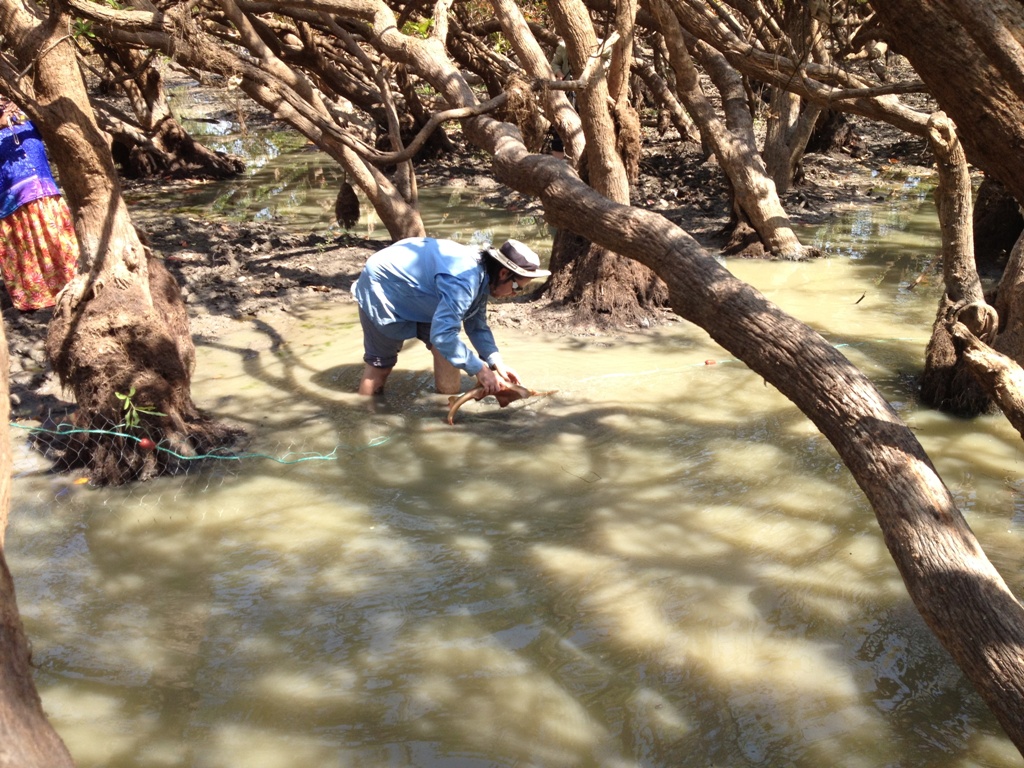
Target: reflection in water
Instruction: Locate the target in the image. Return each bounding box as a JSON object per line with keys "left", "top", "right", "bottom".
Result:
{"left": 124, "top": 147, "right": 551, "bottom": 267}
{"left": 124, "top": 128, "right": 552, "bottom": 262}
{"left": 8, "top": 168, "right": 1024, "bottom": 767}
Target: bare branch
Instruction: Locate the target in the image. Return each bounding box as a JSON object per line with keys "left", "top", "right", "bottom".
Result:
{"left": 344, "top": 92, "right": 508, "bottom": 164}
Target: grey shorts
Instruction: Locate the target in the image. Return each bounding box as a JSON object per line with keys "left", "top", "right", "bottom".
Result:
{"left": 359, "top": 308, "right": 432, "bottom": 369}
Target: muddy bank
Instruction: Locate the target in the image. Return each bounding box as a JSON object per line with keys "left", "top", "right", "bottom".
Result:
{"left": 3, "top": 109, "right": 933, "bottom": 423}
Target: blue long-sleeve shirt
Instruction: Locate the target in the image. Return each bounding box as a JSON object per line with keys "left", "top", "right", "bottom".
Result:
{"left": 353, "top": 237, "right": 502, "bottom": 375}
{"left": 0, "top": 120, "right": 60, "bottom": 220}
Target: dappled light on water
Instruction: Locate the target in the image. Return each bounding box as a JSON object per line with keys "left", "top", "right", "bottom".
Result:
{"left": 6, "top": 183, "right": 1024, "bottom": 767}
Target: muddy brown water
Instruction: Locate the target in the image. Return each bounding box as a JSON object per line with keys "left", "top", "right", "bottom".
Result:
{"left": 6, "top": 163, "right": 1024, "bottom": 767}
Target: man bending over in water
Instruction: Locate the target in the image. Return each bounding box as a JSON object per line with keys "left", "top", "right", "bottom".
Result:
{"left": 353, "top": 237, "right": 550, "bottom": 396}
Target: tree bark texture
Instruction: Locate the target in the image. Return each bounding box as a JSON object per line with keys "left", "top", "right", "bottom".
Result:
{"left": 870, "top": 4, "right": 1024, "bottom": 428}
{"left": 549, "top": 0, "right": 628, "bottom": 204}
{"left": 0, "top": 317, "right": 76, "bottom": 766}
{"left": 929, "top": 114, "right": 982, "bottom": 305}
{"left": 871, "top": 0, "right": 1024, "bottom": 205}
{"left": 952, "top": 322, "right": 1024, "bottom": 441}
{"left": 0, "top": 3, "right": 239, "bottom": 483}
{"left": 539, "top": 0, "right": 668, "bottom": 322}
{"left": 45, "top": 256, "right": 242, "bottom": 483}
{"left": 606, "top": 0, "right": 642, "bottom": 184}
{"left": 487, "top": 0, "right": 585, "bottom": 164}
{"left": 762, "top": 0, "right": 822, "bottom": 194}
{"left": 920, "top": 113, "right": 994, "bottom": 414}
{"left": 645, "top": 0, "right": 810, "bottom": 259}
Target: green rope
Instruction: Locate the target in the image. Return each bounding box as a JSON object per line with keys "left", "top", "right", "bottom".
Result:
{"left": 9, "top": 422, "right": 347, "bottom": 464}
{"left": 10, "top": 335, "right": 920, "bottom": 463}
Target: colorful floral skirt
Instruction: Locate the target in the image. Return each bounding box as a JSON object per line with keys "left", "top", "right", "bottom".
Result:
{"left": 0, "top": 194, "right": 78, "bottom": 311}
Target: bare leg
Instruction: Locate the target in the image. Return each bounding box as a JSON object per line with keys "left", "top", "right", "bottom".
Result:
{"left": 359, "top": 364, "right": 392, "bottom": 395}
{"left": 431, "top": 348, "right": 462, "bottom": 394}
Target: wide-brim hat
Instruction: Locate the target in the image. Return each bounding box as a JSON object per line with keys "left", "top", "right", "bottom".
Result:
{"left": 488, "top": 239, "right": 552, "bottom": 277}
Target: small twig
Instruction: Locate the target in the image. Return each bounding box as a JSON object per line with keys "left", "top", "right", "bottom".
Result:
{"left": 561, "top": 465, "right": 602, "bottom": 483}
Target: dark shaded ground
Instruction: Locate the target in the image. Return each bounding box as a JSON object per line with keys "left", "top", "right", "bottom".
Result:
{"left": 4, "top": 92, "right": 934, "bottom": 421}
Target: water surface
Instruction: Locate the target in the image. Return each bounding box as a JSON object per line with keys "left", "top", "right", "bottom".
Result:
{"left": 7, "top": 162, "right": 1024, "bottom": 767}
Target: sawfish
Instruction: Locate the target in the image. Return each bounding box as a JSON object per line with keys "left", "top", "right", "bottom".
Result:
{"left": 446, "top": 382, "right": 556, "bottom": 424}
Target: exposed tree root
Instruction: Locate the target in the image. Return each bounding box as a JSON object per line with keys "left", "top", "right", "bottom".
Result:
{"left": 921, "top": 295, "right": 995, "bottom": 415}
{"left": 544, "top": 227, "right": 669, "bottom": 326}
{"left": 45, "top": 257, "right": 245, "bottom": 485}
{"left": 951, "top": 321, "right": 1024, "bottom": 439}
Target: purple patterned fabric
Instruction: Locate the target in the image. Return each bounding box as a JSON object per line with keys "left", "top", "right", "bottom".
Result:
{"left": 0, "top": 120, "right": 60, "bottom": 220}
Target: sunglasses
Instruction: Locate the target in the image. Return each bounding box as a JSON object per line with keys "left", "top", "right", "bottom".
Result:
{"left": 510, "top": 278, "right": 522, "bottom": 294}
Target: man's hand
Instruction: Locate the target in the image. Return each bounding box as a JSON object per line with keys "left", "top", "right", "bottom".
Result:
{"left": 475, "top": 365, "right": 503, "bottom": 394}
{"left": 491, "top": 362, "right": 520, "bottom": 385}
{"left": 476, "top": 365, "right": 514, "bottom": 394}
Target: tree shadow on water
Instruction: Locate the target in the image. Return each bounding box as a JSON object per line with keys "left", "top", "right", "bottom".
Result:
{"left": 7, "top": 314, "right": 1016, "bottom": 768}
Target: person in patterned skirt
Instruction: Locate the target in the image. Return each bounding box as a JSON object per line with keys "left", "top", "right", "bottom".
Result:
{"left": 0, "top": 96, "right": 78, "bottom": 311}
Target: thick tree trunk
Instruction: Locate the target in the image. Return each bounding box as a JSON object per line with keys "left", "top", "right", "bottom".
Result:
{"left": 478, "top": 138, "right": 1024, "bottom": 757}
{"left": 45, "top": 257, "right": 242, "bottom": 483}
{"left": 646, "top": 0, "right": 813, "bottom": 259}
{"left": 872, "top": 4, "right": 1024, "bottom": 425}
{"left": 0, "top": 4, "right": 239, "bottom": 484}
{"left": 606, "top": 0, "right": 641, "bottom": 184}
{"left": 920, "top": 113, "right": 997, "bottom": 414}
{"left": 550, "top": 0, "right": 628, "bottom": 205}
{"left": 488, "top": 0, "right": 585, "bottom": 164}
{"left": 871, "top": 1, "right": 1024, "bottom": 206}
{"left": 542, "top": 0, "right": 668, "bottom": 323}
{"left": 762, "top": 2, "right": 822, "bottom": 194}
{"left": 0, "top": 316, "right": 76, "bottom": 766}
{"left": 97, "top": 46, "right": 245, "bottom": 180}
{"left": 763, "top": 84, "right": 821, "bottom": 192}
{"left": 485, "top": 0, "right": 663, "bottom": 321}
{"left": 546, "top": 227, "right": 665, "bottom": 320}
